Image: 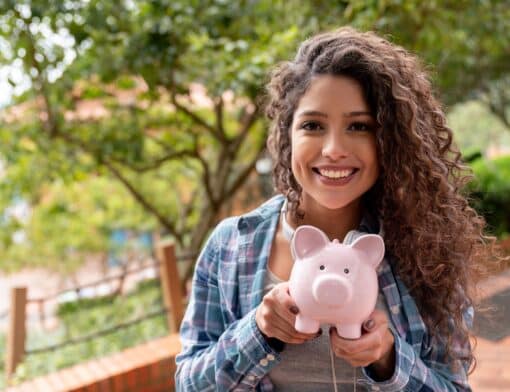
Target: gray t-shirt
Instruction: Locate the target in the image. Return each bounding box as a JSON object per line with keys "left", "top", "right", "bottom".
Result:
{"left": 263, "top": 268, "right": 389, "bottom": 392}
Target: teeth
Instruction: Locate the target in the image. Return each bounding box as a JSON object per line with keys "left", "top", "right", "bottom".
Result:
{"left": 318, "top": 169, "right": 354, "bottom": 179}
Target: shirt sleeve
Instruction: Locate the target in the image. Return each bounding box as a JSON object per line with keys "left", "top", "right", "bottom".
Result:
{"left": 175, "top": 221, "right": 281, "bottom": 391}
{"left": 362, "top": 306, "right": 474, "bottom": 391}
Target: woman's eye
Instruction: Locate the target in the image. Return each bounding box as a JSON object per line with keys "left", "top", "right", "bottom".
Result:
{"left": 348, "top": 122, "right": 372, "bottom": 132}
{"left": 301, "top": 121, "right": 324, "bottom": 132}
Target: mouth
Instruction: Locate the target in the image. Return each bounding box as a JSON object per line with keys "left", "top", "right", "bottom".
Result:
{"left": 313, "top": 167, "right": 358, "bottom": 180}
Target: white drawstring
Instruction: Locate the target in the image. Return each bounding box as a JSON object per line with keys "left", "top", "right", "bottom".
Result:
{"left": 329, "top": 341, "right": 339, "bottom": 392}
{"left": 329, "top": 341, "right": 357, "bottom": 392}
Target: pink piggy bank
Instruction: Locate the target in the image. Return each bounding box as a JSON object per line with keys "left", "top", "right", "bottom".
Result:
{"left": 289, "top": 225, "right": 385, "bottom": 339}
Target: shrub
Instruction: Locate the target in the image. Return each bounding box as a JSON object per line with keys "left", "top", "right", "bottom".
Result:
{"left": 467, "top": 155, "right": 510, "bottom": 237}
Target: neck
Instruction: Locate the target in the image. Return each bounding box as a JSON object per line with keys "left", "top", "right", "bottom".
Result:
{"left": 286, "top": 199, "right": 362, "bottom": 242}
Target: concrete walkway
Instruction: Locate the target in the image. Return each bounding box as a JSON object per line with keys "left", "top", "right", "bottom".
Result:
{"left": 470, "top": 336, "right": 510, "bottom": 391}
{"left": 469, "top": 268, "right": 510, "bottom": 391}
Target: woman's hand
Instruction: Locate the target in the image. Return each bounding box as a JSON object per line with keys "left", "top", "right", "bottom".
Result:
{"left": 255, "top": 282, "right": 320, "bottom": 344}
{"left": 329, "top": 309, "right": 395, "bottom": 380}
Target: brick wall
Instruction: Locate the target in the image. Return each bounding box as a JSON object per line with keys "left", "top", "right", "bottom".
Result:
{"left": 5, "top": 334, "right": 181, "bottom": 392}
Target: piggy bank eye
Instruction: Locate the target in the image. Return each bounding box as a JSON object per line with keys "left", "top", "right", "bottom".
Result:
{"left": 344, "top": 268, "right": 350, "bottom": 274}
{"left": 319, "top": 265, "right": 325, "bottom": 270}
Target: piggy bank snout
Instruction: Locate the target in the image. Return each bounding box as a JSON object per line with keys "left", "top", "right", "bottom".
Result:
{"left": 312, "top": 274, "right": 352, "bottom": 307}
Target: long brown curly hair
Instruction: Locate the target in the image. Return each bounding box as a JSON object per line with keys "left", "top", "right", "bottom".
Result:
{"left": 265, "top": 27, "right": 495, "bottom": 370}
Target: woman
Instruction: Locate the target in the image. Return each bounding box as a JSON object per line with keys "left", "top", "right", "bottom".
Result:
{"left": 175, "top": 27, "right": 492, "bottom": 391}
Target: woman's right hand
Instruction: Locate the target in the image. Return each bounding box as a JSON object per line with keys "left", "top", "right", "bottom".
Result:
{"left": 255, "top": 282, "right": 321, "bottom": 344}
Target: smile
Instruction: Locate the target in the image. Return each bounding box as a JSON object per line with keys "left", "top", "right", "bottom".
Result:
{"left": 314, "top": 167, "right": 358, "bottom": 180}
{"left": 318, "top": 168, "right": 355, "bottom": 179}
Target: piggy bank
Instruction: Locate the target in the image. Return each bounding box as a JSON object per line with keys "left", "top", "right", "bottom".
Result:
{"left": 289, "top": 225, "right": 385, "bottom": 339}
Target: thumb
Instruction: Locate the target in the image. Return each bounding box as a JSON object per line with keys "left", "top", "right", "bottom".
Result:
{"left": 363, "top": 318, "right": 375, "bottom": 332}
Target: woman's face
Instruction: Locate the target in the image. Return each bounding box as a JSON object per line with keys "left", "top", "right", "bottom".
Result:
{"left": 290, "top": 74, "right": 379, "bottom": 213}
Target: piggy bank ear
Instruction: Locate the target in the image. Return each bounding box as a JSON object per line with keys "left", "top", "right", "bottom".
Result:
{"left": 291, "top": 225, "right": 329, "bottom": 260}
{"left": 350, "top": 234, "right": 385, "bottom": 268}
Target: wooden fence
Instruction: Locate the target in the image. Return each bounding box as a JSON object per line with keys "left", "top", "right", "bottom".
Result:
{"left": 4, "top": 241, "right": 185, "bottom": 383}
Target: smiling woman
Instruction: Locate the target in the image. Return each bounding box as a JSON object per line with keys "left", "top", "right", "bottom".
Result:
{"left": 290, "top": 75, "right": 379, "bottom": 223}
{"left": 175, "top": 27, "right": 495, "bottom": 392}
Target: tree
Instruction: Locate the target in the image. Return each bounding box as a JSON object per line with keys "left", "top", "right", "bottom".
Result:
{"left": 0, "top": 0, "right": 508, "bottom": 282}
{"left": 343, "top": 0, "right": 510, "bottom": 109}
{"left": 0, "top": 0, "right": 313, "bottom": 281}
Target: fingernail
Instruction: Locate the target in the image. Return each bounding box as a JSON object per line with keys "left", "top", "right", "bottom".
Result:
{"left": 364, "top": 319, "right": 375, "bottom": 330}
{"left": 289, "top": 306, "right": 299, "bottom": 315}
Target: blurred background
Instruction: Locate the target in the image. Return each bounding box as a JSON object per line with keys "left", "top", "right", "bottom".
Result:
{"left": 0, "top": 0, "right": 509, "bottom": 390}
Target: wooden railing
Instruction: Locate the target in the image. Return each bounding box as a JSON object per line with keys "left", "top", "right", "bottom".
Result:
{"left": 4, "top": 241, "right": 185, "bottom": 384}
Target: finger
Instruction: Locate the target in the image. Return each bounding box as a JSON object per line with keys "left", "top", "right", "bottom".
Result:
{"left": 259, "top": 300, "right": 319, "bottom": 341}
{"left": 286, "top": 328, "right": 323, "bottom": 344}
{"left": 258, "top": 303, "right": 295, "bottom": 334}
{"left": 271, "top": 324, "right": 306, "bottom": 344}
{"left": 329, "top": 327, "right": 379, "bottom": 356}
{"left": 273, "top": 282, "right": 301, "bottom": 320}
{"left": 363, "top": 309, "right": 388, "bottom": 333}
{"left": 363, "top": 318, "right": 376, "bottom": 332}
{"left": 271, "top": 323, "right": 321, "bottom": 344}
{"left": 268, "top": 284, "right": 319, "bottom": 339}
{"left": 263, "top": 306, "right": 316, "bottom": 340}
{"left": 331, "top": 341, "right": 381, "bottom": 366}
{"left": 260, "top": 286, "right": 295, "bottom": 327}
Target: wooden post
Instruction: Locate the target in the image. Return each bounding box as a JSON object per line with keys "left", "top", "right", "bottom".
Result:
{"left": 156, "top": 241, "right": 184, "bottom": 333}
{"left": 5, "top": 287, "right": 27, "bottom": 379}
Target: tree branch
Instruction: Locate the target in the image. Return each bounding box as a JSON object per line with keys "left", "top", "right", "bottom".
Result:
{"left": 171, "top": 92, "right": 225, "bottom": 141}
{"left": 121, "top": 150, "right": 197, "bottom": 172}
{"left": 102, "top": 160, "right": 184, "bottom": 246}
{"left": 46, "top": 129, "right": 185, "bottom": 245}
{"left": 480, "top": 81, "right": 510, "bottom": 130}
{"left": 20, "top": 16, "right": 59, "bottom": 138}
{"left": 232, "top": 102, "right": 260, "bottom": 152}
{"left": 194, "top": 140, "right": 217, "bottom": 208}
{"left": 145, "top": 132, "right": 186, "bottom": 151}
{"left": 213, "top": 95, "right": 226, "bottom": 139}
{"left": 179, "top": 188, "right": 198, "bottom": 233}
{"left": 225, "top": 142, "right": 266, "bottom": 198}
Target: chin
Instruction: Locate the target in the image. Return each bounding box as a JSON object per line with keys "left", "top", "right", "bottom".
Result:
{"left": 311, "top": 197, "right": 354, "bottom": 211}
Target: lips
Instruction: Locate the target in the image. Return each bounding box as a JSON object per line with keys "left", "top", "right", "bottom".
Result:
{"left": 313, "top": 166, "right": 359, "bottom": 180}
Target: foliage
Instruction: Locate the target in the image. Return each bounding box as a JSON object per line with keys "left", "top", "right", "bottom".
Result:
{"left": 448, "top": 100, "right": 510, "bottom": 155}
{"left": 0, "top": 174, "right": 157, "bottom": 273}
{"left": 4, "top": 278, "right": 167, "bottom": 387}
{"left": 468, "top": 156, "right": 510, "bottom": 237}
{"left": 0, "top": 0, "right": 508, "bottom": 281}
{"left": 343, "top": 0, "right": 510, "bottom": 109}
{"left": 0, "top": 331, "right": 5, "bottom": 387}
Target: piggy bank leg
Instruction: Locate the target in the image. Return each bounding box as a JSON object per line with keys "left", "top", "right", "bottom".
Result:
{"left": 295, "top": 315, "right": 320, "bottom": 334}
{"left": 336, "top": 323, "right": 362, "bottom": 339}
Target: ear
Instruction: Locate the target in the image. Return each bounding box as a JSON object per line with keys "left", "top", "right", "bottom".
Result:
{"left": 291, "top": 225, "right": 330, "bottom": 260}
{"left": 350, "top": 234, "right": 385, "bottom": 268}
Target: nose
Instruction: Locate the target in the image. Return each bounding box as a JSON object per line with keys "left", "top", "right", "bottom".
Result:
{"left": 322, "top": 132, "right": 349, "bottom": 160}
{"left": 312, "top": 274, "right": 352, "bottom": 307}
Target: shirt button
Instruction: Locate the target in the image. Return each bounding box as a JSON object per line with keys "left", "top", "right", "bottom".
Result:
{"left": 247, "top": 375, "right": 255, "bottom": 381}
{"left": 259, "top": 358, "right": 269, "bottom": 366}
{"left": 391, "top": 305, "right": 400, "bottom": 315}
{"left": 372, "top": 386, "right": 380, "bottom": 391}
{"left": 266, "top": 354, "right": 275, "bottom": 361}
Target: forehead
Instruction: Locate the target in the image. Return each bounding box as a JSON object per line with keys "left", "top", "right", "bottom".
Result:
{"left": 294, "top": 75, "right": 370, "bottom": 116}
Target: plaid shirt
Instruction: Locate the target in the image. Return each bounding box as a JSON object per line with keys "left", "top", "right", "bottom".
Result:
{"left": 175, "top": 195, "right": 473, "bottom": 391}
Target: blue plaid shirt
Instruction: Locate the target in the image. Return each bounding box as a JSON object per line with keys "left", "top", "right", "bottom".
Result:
{"left": 175, "top": 195, "right": 473, "bottom": 391}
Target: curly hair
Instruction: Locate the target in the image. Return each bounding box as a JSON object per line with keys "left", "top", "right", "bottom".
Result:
{"left": 265, "top": 27, "right": 495, "bottom": 370}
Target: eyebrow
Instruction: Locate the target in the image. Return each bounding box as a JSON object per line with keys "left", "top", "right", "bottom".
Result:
{"left": 295, "top": 110, "right": 373, "bottom": 118}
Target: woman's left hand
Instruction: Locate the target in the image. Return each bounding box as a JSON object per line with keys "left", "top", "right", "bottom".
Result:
{"left": 329, "top": 309, "right": 396, "bottom": 380}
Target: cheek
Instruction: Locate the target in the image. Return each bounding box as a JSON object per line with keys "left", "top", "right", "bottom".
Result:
{"left": 290, "top": 137, "right": 307, "bottom": 172}
{"left": 364, "top": 139, "right": 379, "bottom": 173}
